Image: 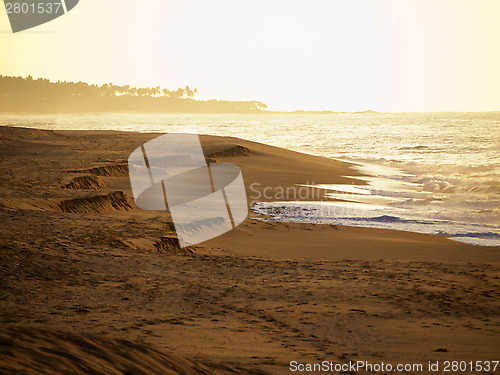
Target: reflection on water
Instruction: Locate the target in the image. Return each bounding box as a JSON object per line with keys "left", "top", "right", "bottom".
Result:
{"left": 1, "top": 112, "right": 499, "bottom": 245}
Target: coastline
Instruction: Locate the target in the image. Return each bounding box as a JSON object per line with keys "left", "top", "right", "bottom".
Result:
{"left": 1, "top": 125, "right": 498, "bottom": 374}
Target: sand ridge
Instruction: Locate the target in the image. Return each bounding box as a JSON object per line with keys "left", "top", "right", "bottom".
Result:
{"left": 0, "top": 327, "right": 255, "bottom": 375}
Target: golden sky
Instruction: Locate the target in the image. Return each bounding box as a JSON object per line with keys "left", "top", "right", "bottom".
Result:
{"left": 1, "top": 0, "right": 499, "bottom": 112}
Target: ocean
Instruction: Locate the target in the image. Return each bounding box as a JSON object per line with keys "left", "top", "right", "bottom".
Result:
{"left": 1, "top": 112, "right": 499, "bottom": 246}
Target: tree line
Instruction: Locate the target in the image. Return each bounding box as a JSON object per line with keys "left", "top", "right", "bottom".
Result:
{"left": 0, "top": 75, "right": 268, "bottom": 114}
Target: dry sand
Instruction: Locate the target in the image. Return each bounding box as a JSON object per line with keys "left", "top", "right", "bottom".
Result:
{"left": 0, "top": 126, "right": 498, "bottom": 374}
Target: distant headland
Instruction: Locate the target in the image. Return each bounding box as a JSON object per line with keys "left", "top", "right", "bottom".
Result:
{"left": 0, "top": 75, "right": 267, "bottom": 114}
{"left": 0, "top": 75, "right": 378, "bottom": 115}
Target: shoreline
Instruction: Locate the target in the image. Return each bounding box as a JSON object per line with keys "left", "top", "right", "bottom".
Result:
{"left": 1, "top": 125, "right": 499, "bottom": 374}
{"left": 2, "top": 110, "right": 500, "bottom": 116}
{"left": 0, "top": 125, "right": 497, "bottom": 258}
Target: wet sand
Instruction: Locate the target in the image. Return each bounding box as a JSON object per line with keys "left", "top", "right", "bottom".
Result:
{"left": 0, "top": 126, "right": 498, "bottom": 374}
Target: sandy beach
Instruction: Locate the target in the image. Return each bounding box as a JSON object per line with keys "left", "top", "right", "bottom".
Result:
{"left": 0, "top": 126, "right": 498, "bottom": 374}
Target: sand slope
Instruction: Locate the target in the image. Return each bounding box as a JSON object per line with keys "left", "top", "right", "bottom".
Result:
{"left": 0, "top": 327, "right": 252, "bottom": 375}
{"left": 0, "top": 126, "right": 498, "bottom": 374}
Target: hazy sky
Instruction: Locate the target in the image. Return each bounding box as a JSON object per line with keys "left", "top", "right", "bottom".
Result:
{"left": 1, "top": 0, "right": 499, "bottom": 112}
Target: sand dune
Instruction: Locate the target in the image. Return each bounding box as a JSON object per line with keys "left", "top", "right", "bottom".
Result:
{"left": 0, "top": 327, "right": 251, "bottom": 375}
{"left": 68, "top": 163, "right": 130, "bottom": 177}
{"left": 62, "top": 175, "right": 105, "bottom": 190}
{"left": 58, "top": 191, "right": 134, "bottom": 214}
{"left": 206, "top": 145, "right": 254, "bottom": 158}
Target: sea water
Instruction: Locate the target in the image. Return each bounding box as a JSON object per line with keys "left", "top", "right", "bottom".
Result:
{"left": 1, "top": 112, "right": 499, "bottom": 246}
